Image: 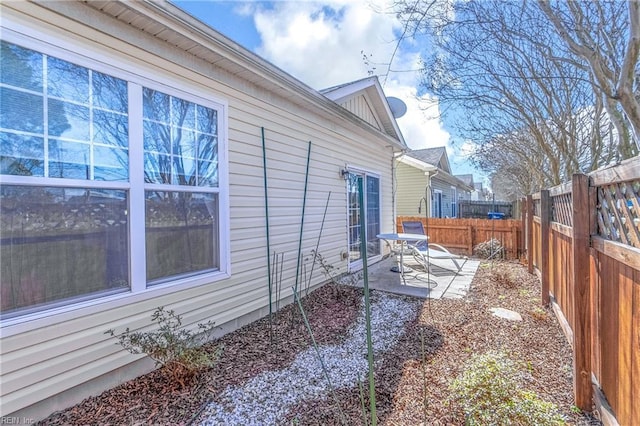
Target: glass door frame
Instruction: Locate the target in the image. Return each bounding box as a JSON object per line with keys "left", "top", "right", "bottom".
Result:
{"left": 346, "top": 167, "right": 382, "bottom": 272}
{"left": 433, "top": 189, "right": 443, "bottom": 218}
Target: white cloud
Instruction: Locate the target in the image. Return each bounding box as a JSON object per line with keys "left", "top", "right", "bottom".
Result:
{"left": 385, "top": 83, "right": 450, "bottom": 149}
{"left": 250, "top": 1, "right": 397, "bottom": 87}
{"left": 242, "top": 1, "right": 480, "bottom": 171}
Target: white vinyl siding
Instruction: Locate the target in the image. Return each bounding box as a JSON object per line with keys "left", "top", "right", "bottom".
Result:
{"left": 0, "top": 3, "right": 397, "bottom": 418}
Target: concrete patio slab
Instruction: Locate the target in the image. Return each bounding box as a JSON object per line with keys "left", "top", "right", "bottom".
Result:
{"left": 355, "top": 254, "right": 480, "bottom": 299}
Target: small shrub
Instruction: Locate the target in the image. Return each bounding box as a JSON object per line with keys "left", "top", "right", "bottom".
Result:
{"left": 492, "top": 268, "right": 519, "bottom": 289}
{"left": 313, "top": 250, "right": 362, "bottom": 287}
{"left": 474, "top": 238, "right": 505, "bottom": 259}
{"left": 529, "top": 307, "right": 549, "bottom": 321}
{"left": 449, "top": 351, "right": 564, "bottom": 425}
{"left": 105, "top": 307, "right": 221, "bottom": 386}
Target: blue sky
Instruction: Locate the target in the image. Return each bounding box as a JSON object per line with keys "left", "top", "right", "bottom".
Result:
{"left": 173, "top": 1, "right": 479, "bottom": 178}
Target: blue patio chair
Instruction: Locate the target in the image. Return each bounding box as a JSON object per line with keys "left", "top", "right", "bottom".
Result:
{"left": 401, "top": 220, "right": 466, "bottom": 273}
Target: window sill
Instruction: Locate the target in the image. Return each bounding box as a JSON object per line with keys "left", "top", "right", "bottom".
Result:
{"left": 0, "top": 270, "right": 231, "bottom": 338}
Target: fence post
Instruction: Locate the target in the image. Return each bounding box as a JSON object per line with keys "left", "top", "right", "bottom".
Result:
{"left": 511, "top": 224, "right": 518, "bottom": 260}
{"left": 520, "top": 197, "right": 526, "bottom": 258}
{"left": 540, "top": 190, "right": 551, "bottom": 306}
{"left": 572, "top": 173, "right": 593, "bottom": 411}
{"left": 526, "top": 195, "right": 533, "bottom": 274}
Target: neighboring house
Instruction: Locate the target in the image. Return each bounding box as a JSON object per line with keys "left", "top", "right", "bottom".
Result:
{"left": 395, "top": 154, "right": 437, "bottom": 217}
{"left": 396, "top": 147, "right": 473, "bottom": 218}
{"left": 472, "top": 181, "right": 491, "bottom": 201}
{"left": 0, "top": 1, "right": 406, "bottom": 420}
{"left": 454, "top": 174, "right": 475, "bottom": 201}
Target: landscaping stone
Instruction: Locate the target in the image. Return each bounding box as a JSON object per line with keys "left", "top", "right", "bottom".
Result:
{"left": 490, "top": 307, "right": 523, "bottom": 321}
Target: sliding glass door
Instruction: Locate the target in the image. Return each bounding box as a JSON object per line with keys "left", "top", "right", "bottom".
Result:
{"left": 347, "top": 170, "right": 381, "bottom": 270}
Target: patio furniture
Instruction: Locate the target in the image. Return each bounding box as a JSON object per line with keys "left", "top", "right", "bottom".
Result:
{"left": 376, "top": 232, "right": 429, "bottom": 276}
{"left": 401, "top": 221, "right": 467, "bottom": 273}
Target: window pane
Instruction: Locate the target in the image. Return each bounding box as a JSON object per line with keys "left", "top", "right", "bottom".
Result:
{"left": 93, "top": 109, "right": 128, "bottom": 147}
{"left": 197, "top": 106, "right": 217, "bottom": 134}
{"left": 145, "top": 191, "right": 218, "bottom": 283}
{"left": 47, "top": 56, "right": 89, "bottom": 104}
{"left": 0, "top": 42, "right": 130, "bottom": 182}
{"left": 94, "top": 146, "right": 128, "bottom": 181}
{"left": 198, "top": 160, "right": 217, "bottom": 187}
{"left": 0, "top": 133, "right": 45, "bottom": 176}
{"left": 143, "top": 121, "right": 171, "bottom": 154}
{"left": 175, "top": 129, "right": 197, "bottom": 159}
{"left": 0, "top": 87, "right": 44, "bottom": 133}
{"left": 197, "top": 134, "right": 218, "bottom": 186}
{"left": 143, "top": 88, "right": 218, "bottom": 188}
{"left": 172, "top": 97, "right": 195, "bottom": 128}
{"left": 143, "top": 88, "right": 169, "bottom": 120}
{"left": 48, "top": 140, "right": 90, "bottom": 179}
{"left": 174, "top": 155, "right": 197, "bottom": 186}
{"left": 92, "top": 73, "right": 127, "bottom": 113}
{"left": 0, "top": 185, "right": 129, "bottom": 317}
{"left": 144, "top": 152, "right": 171, "bottom": 184}
{"left": 51, "top": 100, "right": 90, "bottom": 141}
{"left": 0, "top": 41, "right": 43, "bottom": 92}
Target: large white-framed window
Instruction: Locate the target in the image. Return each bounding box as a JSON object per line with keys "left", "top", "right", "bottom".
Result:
{"left": 0, "top": 32, "right": 229, "bottom": 321}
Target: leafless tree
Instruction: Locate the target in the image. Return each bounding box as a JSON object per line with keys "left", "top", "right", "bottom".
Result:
{"left": 393, "top": 0, "right": 636, "bottom": 195}
{"left": 538, "top": 0, "right": 640, "bottom": 154}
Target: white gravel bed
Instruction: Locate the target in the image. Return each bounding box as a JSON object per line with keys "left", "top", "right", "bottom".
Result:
{"left": 199, "top": 292, "right": 417, "bottom": 425}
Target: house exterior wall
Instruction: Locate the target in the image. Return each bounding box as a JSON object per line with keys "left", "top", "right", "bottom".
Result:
{"left": 0, "top": 2, "right": 398, "bottom": 419}
{"left": 431, "top": 178, "right": 455, "bottom": 218}
{"left": 395, "top": 161, "right": 428, "bottom": 217}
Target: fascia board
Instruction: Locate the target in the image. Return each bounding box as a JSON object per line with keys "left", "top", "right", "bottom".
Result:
{"left": 397, "top": 154, "right": 438, "bottom": 173}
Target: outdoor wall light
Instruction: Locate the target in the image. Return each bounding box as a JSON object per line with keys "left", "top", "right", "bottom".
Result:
{"left": 340, "top": 168, "right": 350, "bottom": 180}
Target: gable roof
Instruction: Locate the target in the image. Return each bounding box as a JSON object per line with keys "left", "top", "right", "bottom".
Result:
{"left": 396, "top": 153, "right": 438, "bottom": 173}
{"left": 40, "top": 0, "right": 406, "bottom": 150}
{"left": 455, "top": 174, "right": 475, "bottom": 187}
{"left": 321, "top": 77, "right": 406, "bottom": 147}
{"left": 405, "top": 147, "right": 451, "bottom": 173}
{"left": 404, "top": 147, "right": 474, "bottom": 191}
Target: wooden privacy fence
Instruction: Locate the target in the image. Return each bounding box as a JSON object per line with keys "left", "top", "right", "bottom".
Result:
{"left": 396, "top": 216, "right": 523, "bottom": 259}
{"left": 524, "top": 156, "right": 640, "bottom": 425}
{"left": 458, "top": 199, "right": 516, "bottom": 219}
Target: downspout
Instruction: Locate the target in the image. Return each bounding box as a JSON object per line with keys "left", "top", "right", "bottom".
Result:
{"left": 391, "top": 148, "right": 405, "bottom": 233}
{"left": 422, "top": 169, "right": 438, "bottom": 218}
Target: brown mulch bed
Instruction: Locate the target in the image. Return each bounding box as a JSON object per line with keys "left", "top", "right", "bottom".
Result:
{"left": 39, "top": 260, "right": 601, "bottom": 425}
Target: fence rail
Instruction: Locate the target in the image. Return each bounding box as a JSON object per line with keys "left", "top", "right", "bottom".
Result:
{"left": 524, "top": 156, "right": 640, "bottom": 426}
{"left": 458, "top": 199, "right": 516, "bottom": 219}
{"left": 396, "top": 216, "right": 523, "bottom": 259}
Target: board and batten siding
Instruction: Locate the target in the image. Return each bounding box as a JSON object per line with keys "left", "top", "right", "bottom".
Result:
{"left": 396, "top": 162, "right": 429, "bottom": 217}
{"left": 0, "top": 3, "right": 398, "bottom": 419}
{"left": 339, "top": 94, "right": 383, "bottom": 131}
